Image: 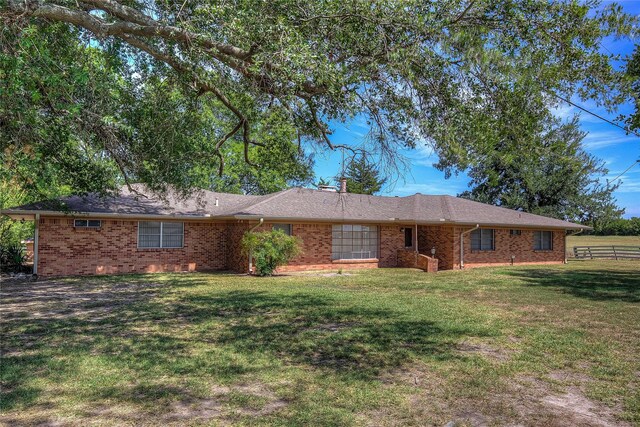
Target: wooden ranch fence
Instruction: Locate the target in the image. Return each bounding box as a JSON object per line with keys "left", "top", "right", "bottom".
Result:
{"left": 573, "top": 245, "right": 640, "bottom": 260}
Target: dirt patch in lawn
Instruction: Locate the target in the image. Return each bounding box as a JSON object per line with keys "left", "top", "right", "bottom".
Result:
{"left": 307, "top": 322, "right": 360, "bottom": 333}
{"left": 164, "top": 382, "right": 288, "bottom": 423}
{"left": 1, "top": 278, "right": 164, "bottom": 352}
{"left": 368, "top": 364, "right": 629, "bottom": 427}
{"left": 455, "top": 340, "right": 513, "bottom": 361}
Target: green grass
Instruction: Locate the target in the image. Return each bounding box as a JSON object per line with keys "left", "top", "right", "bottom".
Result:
{"left": 2, "top": 262, "right": 639, "bottom": 426}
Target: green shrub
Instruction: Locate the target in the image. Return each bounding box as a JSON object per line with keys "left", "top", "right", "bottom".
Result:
{"left": 0, "top": 242, "right": 27, "bottom": 273}
{"left": 242, "top": 229, "right": 302, "bottom": 276}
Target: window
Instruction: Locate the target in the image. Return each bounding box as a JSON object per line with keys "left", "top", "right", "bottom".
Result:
{"left": 510, "top": 229, "right": 522, "bottom": 236}
{"left": 534, "top": 231, "right": 553, "bottom": 250}
{"left": 74, "top": 219, "right": 101, "bottom": 228}
{"left": 273, "top": 224, "right": 292, "bottom": 236}
{"left": 471, "top": 229, "right": 495, "bottom": 251}
{"left": 332, "top": 224, "right": 378, "bottom": 260}
{"left": 404, "top": 227, "right": 413, "bottom": 247}
{"left": 138, "top": 221, "right": 184, "bottom": 248}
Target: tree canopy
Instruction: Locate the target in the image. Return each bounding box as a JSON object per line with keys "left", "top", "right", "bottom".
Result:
{"left": 2, "top": 0, "right": 635, "bottom": 199}
{"left": 459, "top": 117, "right": 624, "bottom": 229}
{"left": 339, "top": 156, "right": 387, "bottom": 195}
{"left": 625, "top": 44, "right": 640, "bottom": 132}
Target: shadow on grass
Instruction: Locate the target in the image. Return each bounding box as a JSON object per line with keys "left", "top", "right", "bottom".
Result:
{"left": 505, "top": 266, "right": 640, "bottom": 303}
{"left": 0, "top": 278, "right": 482, "bottom": 415}
{"left": 180, "top": 291, "right": 459, "bottom": 378}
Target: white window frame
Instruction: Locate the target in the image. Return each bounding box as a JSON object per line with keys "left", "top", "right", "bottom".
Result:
{"left": 471, "top": 228, "right": 495, "bottom": 251}
{"left": 137, "top": 221, "right": 184, "bottom": 249}
{"left": 74, "top": 219, "right": 101, "bottom": 228}
{"left": 534, "top": 231, "right": 553, "bottom": 251}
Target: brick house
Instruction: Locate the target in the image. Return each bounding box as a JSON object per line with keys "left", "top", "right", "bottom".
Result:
{"left": 2, "top": 183, "right": 588, "bottom": 277}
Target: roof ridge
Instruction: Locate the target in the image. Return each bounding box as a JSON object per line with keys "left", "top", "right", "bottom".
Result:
{"left": 440, "top": 195, "right": 453, "bottom": 220}
{"left": 237, "top": 188, "right": 295, "bottom": 212}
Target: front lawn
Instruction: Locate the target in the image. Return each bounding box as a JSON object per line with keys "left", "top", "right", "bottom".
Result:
{"left": 1, "top": 261, "right": 639, "bottom": 426}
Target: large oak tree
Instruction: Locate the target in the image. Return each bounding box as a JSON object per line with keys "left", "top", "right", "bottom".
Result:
{"left": 1, "top": 0, "right": 636, "bottom": 199}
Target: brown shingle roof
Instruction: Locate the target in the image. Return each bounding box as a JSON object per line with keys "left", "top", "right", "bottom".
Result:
{"left": 2, "top": 184, "right": 589, "bottom": 230}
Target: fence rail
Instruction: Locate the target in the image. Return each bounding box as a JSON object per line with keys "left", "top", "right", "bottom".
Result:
{"left": 573, "top": 245, "right": 640, "bottom": 260}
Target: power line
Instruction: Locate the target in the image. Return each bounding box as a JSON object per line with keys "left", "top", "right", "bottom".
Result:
{"left": 551, "top": 92, "right": 640, "bottom": 139}
{"left": 609, "top": 159, "right": 640, "bottom": 184}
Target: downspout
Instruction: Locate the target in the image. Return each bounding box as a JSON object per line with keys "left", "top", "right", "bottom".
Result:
{"left": 565, "top": 228, "right": 584, "bottom": 263}
{"left": 247, "top": 218, "right": 264, "bottom": 274}
{"left": 459, "top": 224, "right": 480, "bottom": 270}
{"left": 33, "top": 214, "right": 40, "bottom": 277}
{"left": 415, "top": 223, "right": 419, "bottom": 254}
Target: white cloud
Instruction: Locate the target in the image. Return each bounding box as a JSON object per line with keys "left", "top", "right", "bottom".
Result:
{"left": 582, "top": 130, "right": 638, "bottom": 150}
{"left": 401, "top": 142, "right": 440, "bottom": 167}
{"left": 612, "top": 176, "right": 640, "bottom": 193}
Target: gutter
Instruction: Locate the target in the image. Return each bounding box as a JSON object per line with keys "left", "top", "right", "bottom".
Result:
{"left": 33, "top": 213, "right": 39, "bottom": 277}
{"left": 1, "top": 210, "right": 220, "bottom": 221}
{"left": 2, "top": 210, "right": 589, "bottom": 231}
{"left": 247, "top": 218, "right": 264, "bottom": 274}
{"left": 565, "top": 228, "right": 584, "bottom": 263}
{"left": 460, "top": 224, "right": 480, "bottom": 270}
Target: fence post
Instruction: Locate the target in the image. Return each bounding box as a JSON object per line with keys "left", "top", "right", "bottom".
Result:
{"left": 613, "top": 246, "right": 618, "bottom": 260}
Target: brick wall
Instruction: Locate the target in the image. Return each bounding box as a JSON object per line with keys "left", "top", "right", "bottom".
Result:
{"left": 226, "top": 221, "right": 253, "bottom": 273}
{"left": 288, "top": 223, "right": 333, "bottom": 266}
{"left": 379, "top": 225, "right": 405, "bottom": 267}
{"left": 418, "top": 225, "right": 565, "bottom": 270}
{"left": 277, "top": 223, "right": 386, "bottom": 272}
{"left": 35, "top": 216, "right": 567, "bottom": 276}
{"left": 397, "top": 249, "right": 438, "bottom": 272}
{"left": 458, "top": 227, "right": 565, "bottom": 268}
{"left": 419, "top": 225, "right": 457, "bottom": 270}
{"left": 37, "top": 217, "right": 227, "bottom": 276}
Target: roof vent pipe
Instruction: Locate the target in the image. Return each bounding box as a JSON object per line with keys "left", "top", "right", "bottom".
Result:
{"left": 339, "top": 178, "right": 347, "bottom": 194}
{"left": 215, "top": 198, "right": 219, "bottom": 207}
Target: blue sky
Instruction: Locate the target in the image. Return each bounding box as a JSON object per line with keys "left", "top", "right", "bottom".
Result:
{"left": 312, "top": 1, "right": 640, "bottom": 218}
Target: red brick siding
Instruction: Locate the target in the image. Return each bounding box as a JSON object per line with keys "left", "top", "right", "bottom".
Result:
{"left": 278, "top": 223, "right": 387, "bottom": 272}
{"left": 37, "top": 217, "right": 227, "bottom": 276}
{"left": 397, "top": 249, "right": 438, "bottom": 272}
{"left": 35, "top": 216, "right": 567, "bottom": 277}
{"left": 417, "top": 225, "right": 565, "bottom": 270}
{"left": 419, "top": 225, "right": 457, "bottom": 270}
{"left": 225, "top": 221, "right": 253, "bottom": 273}
{"left": 379, "top": 225, "right": 405, "bottom": 267}
{"left": 288, "top": 223, "right": 333, "bottom": 266}
{"left": 458, "top": 227, "right": 565, "bottom": 268}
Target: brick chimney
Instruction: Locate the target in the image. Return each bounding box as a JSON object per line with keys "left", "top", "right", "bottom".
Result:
{"left": 339, "top": 177, "right": 347, "bottom": 193}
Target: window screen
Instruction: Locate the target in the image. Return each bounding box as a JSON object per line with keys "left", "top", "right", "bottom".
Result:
{"left": 332, "top": 224, "right": 378, "bottom": 260}
{"left": 162, "top": 222, "right": 184, "bottom": 248}
{"left": 138, "top": 222, "right": 183, "bottom": 248}
{"left": 471, "top": 229, "right": 495, "bottom": 251}
{"left": 273, "top": 224, "right": 292, "bottom": 235}
{"left": 74, "top": 219, "right": 101, "bottom": 228}
{"left": 534, "top": 231, "right": 553, "bottom": 250}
